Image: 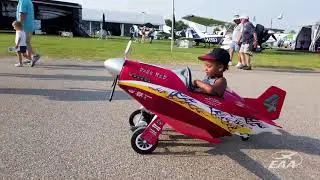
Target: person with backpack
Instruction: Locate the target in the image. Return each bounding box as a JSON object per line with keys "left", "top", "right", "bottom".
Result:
{"left": 238, "top": 15, "right": 258, "bottom": 70}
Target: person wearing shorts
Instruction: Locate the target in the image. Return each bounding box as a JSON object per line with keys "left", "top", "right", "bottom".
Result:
{"left": 238, "top": 15, "right": 257, "bottom": 70}
{"left": 12, "top": 21, "right": 30, "bottom": 67}
{"left": 229, "top": 14, "right": 243, "bottom": 67}
{"left": 16, "top": 0, "right": 41, "bottom": 67}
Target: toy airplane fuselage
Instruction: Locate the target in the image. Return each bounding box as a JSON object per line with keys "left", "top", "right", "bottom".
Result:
{"left": 104, "top": 42, "right": 286, "bottom": 154}
{"left": 106, "top": 60, "right": 285, "bottom": 137}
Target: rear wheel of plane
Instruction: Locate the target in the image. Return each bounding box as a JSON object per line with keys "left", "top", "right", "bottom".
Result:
{"left": 129, "top": 109, "right": 154, "bottom": 129}
{"left": 131, "top": 127, "right": 158, "bottom": 154}
{"left": 129, "top": 110, "right": 143, "bottom": 127}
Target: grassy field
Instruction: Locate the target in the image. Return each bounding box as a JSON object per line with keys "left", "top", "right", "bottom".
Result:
{"left": 1, "top": 33, "right": 319, "bottom": 69}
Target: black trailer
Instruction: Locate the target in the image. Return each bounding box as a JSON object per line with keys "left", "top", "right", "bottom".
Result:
{"left": 0, "top": 0, "right": 89, "bottom": 36}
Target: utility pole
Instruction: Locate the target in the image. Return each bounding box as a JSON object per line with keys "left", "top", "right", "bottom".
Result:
{"left": 142, "top": 11, "right": 145, "bottom": 24}
{"left": 171, "top": 0, "right": 175, "bottom": 53}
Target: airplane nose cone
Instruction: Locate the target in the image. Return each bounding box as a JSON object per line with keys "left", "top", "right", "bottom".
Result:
{"left": 104, "top": 58, "right": 125, "bottom": 77}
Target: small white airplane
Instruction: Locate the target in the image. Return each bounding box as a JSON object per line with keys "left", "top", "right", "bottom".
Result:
{"left": 266, "top": 33, "right": 297, "bottom": 49}
{"left": 182, "top": 22, "right": 226, "bottom": 47}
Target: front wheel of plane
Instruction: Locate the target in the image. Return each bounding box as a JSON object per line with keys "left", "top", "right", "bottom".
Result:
{"left": 241, "top": 135, "right": 250, "bottom": 141}
{"left": 131, "top": 127, "right": 158, "bottom": 154}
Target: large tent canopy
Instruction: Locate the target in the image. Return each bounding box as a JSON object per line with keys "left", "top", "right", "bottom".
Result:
{"left": 295, "top": 20, "right": 320, "bottom": 52}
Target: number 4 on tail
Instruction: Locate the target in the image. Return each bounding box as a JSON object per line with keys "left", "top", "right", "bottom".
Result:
{"left": 264, "top": 94, "right": 279, "bottom": 112}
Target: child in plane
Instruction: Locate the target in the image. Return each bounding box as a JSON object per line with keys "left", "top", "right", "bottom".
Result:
{"left": 192, "top": 48, "right": 230, "bottom": 97}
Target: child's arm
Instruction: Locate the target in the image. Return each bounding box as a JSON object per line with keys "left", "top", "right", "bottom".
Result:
{"left": 193, "top": 78, "right": 227, "bottom": 97}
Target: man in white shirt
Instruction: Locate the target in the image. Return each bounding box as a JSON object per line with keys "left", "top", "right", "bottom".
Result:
{"left": 229, "top": 14, "right": 243, "bottom": 67}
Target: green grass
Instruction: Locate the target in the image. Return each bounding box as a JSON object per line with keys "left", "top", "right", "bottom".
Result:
{"left": 1, "top": 33, "right": 319, "bottom": 70}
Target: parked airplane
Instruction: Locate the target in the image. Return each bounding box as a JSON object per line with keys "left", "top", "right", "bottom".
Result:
{"left": 265, "top": 33, "right": 297, "bottom": 49}
{"left": 182, "top": 22, "right": 226, "bottom": 47}
{"left": 179, "top": 20, "right": 277, "bottom": 51}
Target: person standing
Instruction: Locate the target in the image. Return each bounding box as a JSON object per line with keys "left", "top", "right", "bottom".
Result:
{"left": 133, "top": 25, "right": 139, "bottom": 41}
{"left": 149, "top": 28, "right": 155, "bottom": 44}
{"left": 238, "top": 15, "right": 257, "bottom": 70}
{"left": 130, "top": 25, "right": 135, "bottom": 40}
{"left": 140, "top": 26, "right": 147, "bottom": 43}
{"left": 12, "top": 21, "right": 29, "bottom": 67}
{"left": 229, "top": 14, "right": 243, "bottom": 67}
{"left": 16, "top": 0, "right": 40, "bottom": 67}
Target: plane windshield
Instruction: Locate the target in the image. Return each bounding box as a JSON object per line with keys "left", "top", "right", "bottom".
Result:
{"left": 172, "top": 67, "right": 192, "bottom": 87}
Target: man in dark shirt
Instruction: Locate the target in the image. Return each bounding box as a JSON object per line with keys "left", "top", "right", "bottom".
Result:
{"left": 239, "top": 15, "right": 257, "bottom": 70}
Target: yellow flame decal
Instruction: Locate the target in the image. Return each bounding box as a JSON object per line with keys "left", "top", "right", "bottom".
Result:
{"left": 119, "top": 81, "right": 253, "bottom": 134}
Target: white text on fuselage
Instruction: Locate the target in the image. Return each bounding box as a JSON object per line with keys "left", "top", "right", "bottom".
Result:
{"left": 139, "top": 67, "right": 167, "bottom": 80}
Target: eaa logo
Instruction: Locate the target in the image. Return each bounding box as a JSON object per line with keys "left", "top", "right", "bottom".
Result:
{"left": 268, "top": 151, "right": 303, "bottom": 169}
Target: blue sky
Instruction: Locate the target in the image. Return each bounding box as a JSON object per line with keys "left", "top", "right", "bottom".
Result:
{"left": 62, "top": 0, "right": 319, "bottom": 31}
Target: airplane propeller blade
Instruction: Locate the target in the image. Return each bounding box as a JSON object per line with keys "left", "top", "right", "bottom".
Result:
{"left": 108, "top": 75, "right": 119, "bottom": 102}
{"left": 124, "top": 40, "right": 132, "bottom": 59}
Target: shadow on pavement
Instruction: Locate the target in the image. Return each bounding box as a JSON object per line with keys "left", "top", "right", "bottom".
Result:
{"left": 152, "top": 130, "right": 320, "bottom": 180}
{"left": 254, "top": 66, "right": 320, "bottom": 74}
{"left": 0, "top": 73, "right": 113, "bottom": 82}
{"left": 38, "top": 64, "right": 105, "bottom": 71}
{"left": 0, "top": 88, "right": 131, "bottom": 101}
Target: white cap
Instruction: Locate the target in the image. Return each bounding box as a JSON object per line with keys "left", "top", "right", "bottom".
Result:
{"left": 233, "top": 14, "right": 240, "bottom": 20}
{"left": 239, "top": 15, "right": 249, "bottom": 19}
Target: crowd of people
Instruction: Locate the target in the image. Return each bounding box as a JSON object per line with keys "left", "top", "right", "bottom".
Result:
{"left": 129, "top": 25, "right": 155, "bottom": 44}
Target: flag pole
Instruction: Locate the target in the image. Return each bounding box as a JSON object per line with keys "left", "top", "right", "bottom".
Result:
{"left": 170, "top": 0, "right": 174, "bottom": 53}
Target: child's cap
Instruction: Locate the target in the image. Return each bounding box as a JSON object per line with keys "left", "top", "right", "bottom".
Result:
{"left": 198, "top": 48, "right": 230, "bottom": 66}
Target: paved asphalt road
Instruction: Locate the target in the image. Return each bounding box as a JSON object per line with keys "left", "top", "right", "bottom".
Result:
{"left": 0, "top": 58, "right": 319, "bottom": 180}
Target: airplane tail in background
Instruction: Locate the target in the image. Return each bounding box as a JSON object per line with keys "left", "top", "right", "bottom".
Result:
{"left": 186, "top": 22, "right": 206, "bottom": 39}
{"left": 244, "top": 86, "right": 286, "bottom": 122}
{"left": 188, "top": 28, "right": 202, "bottom": 39}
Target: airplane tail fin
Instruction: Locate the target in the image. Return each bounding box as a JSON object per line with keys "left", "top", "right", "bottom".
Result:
{"left": 245, "top": 86, "right": 286, "bottom": 121}
{"left": 187, "top": 22, "right": 205, "bottom": 39}
{"left": 188, "top": 28, "right": 202, "bottom": 39}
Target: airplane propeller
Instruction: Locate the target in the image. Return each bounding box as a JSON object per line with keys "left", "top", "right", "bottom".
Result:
{"left": 108, "top": 40, "right": 133, "bottom": 102}
{"left": 124, "top": 40, "right": 132, "bottom": 59}
{"left": 271, "top": 34, "right": 277, "bottom": 41}
{"left": 108, "top": 75, "right": 119, "bottom": 102}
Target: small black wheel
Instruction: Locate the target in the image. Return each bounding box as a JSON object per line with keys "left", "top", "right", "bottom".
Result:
{"left": 129, "top": 109, "right": 154, "bottom": 128}
{"left": 131, "top": 127, "right": 158, "bottom": 154}
{"left": 241, "top": 135, "right": 250, "bottom": 141}
{"left": 129, "top": 109, "right": 143, "bottom": 127}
